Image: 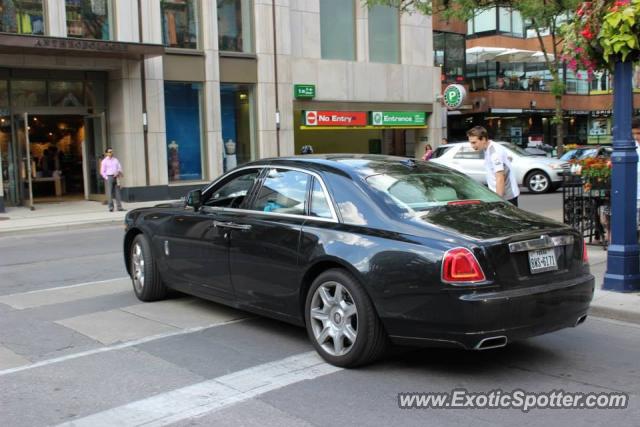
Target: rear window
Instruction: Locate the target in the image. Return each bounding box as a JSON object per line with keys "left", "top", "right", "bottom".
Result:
{"left": 365, "top": 170, "right": 503, "bottom": 212}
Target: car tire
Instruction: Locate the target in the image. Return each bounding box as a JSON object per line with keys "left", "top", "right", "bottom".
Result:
{"left": 130, "top": 234, "right": 167, "bottom": 302}
{"left": 304, "top": 269, "right": 387, "bottom": 368}
{"left": 526, "top": 170, "right": 551, "bottom": 193}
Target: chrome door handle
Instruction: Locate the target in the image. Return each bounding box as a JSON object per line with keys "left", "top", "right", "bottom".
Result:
{"left": 213, "top": 221, "right": 252, "bottom": 231}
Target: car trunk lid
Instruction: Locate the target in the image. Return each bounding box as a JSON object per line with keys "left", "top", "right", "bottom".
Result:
{"left": 418, "top": 202, "right": 586, "bottom": 287}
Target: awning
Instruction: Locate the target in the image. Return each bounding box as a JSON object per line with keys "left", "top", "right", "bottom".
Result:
{"left": 466, "top": 47, "right": 555, "bottom": 64}
{"left": 0, "top": 34, "right": 165, "bottom": 60}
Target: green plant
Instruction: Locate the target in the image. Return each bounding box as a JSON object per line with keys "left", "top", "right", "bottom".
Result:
{"left": 562, "top": 0, "right": 640, "bottom": 74}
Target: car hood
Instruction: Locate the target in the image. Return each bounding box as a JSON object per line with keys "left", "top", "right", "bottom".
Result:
{"left": 415, "top": 202, "right": 566, "bottom": 240}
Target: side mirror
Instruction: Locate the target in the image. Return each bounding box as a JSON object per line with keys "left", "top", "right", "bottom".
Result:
{"left": 185, "top": 189, "right": 202, "bottom": 210}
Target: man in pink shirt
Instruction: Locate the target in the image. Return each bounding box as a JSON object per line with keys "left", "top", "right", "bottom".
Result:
{"left": 100, "top": 148, "right": 124, "bottom": 212}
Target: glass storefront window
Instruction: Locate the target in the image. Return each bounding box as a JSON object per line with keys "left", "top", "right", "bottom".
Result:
{"left": 162, "top": 0, "right": 199, "bottom": 49}
{"left": 164, "top": 82, "right": 204, "bottom": 182}
{"left": 65, "top": 0, "right": 111, "bottom": 40}
{"left": 11, "top": 80, "right": 47, "bottom": 108}
{"left": 0, "top": 0, "right": 44, "bottom": 34}
{"left": 0, "top": 80, "right": 8, "bottom": 107}
{"left": 50, "top": 81, "right": 84, "bottom": 107}
{"left": 434, "top": 32, "right": 465, "bottom": 83}
{"left": 473, "top": 8, "right": 496, "bottom": 33}
{"left": 320, "top": 0, "right": 355, "bottom": 60}
{"left": 368, "top": 5, "right": 399, "bottom": 64}
{"left": 85, "top": 80, "right": 106, "bottom": 108}
{"left": 220, "top": 83, "right": 255, "bottom": 172}
{"left": 217, "top": 0, "right": 252, "bottom": 53}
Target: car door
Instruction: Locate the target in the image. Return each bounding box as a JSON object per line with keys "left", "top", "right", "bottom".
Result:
{"left": 451, "top": 145, "right": 486, "bottom": 183}
{"left": 162, "top": 167, "right": 262, "bottom": 301}
{"left": 227, "top": 167, "right": 312, "bottom": 319}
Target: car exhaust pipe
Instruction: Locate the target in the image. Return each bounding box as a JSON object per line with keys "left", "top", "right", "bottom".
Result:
{"left": 474, "top": 336, "right": 508, "bottom": 350}
{"left": 575, "top": 315, "right": 587, "bottom": 327}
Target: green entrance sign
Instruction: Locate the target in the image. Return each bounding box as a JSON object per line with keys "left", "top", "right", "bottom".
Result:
{"left": 442, "top": 84, "right": 466, "bottom": 109}
{"left": 294, "top": 84, "right": 315, "bottom": 99}
{"left": 371, "top": 111, "right": 426, "bottom": 126}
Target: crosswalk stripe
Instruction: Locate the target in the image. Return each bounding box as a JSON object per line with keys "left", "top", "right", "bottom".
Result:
{"left": 56, "top": 351, "right": 342, "bottom": 427}
{"left": 0, "top": 277, "right": 131, "bottom": 309}
{"left": 0, "top": 317, "right": 250, "bottom": 377}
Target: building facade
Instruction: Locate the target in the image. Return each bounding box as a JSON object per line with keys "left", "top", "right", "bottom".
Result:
{"left": 0, "top": 0, "right": 441, "bottom": 212}
{"left": 435, "top": 6, "right": 640, "bottom": 146}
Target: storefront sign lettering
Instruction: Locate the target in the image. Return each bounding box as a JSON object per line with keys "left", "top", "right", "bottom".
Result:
{"left": 371, "top": 111, "right": 426, "bottom": 126}
{"left": 304, "top": 111, "right": 367, "bottom": 126}
{"left": 33, "top": 38, "right": 129, "bottom": 53}
{"left": 294, "top": 84, "right": 315, "bottom": 99}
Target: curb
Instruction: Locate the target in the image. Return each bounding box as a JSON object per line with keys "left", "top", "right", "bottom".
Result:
{"left": 0, "top": 218, "right": 125, "bottom": 237}
{"left": 589, "top": 305, "right": 640, "bottom": 325}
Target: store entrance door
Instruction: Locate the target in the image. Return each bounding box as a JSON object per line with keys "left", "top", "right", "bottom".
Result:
{"left": 13, "top": 113, "right": 34, "bottom": 209}
{"left": 7, "top": 112, "right": 103, "bottom": 205}
{"left": 83, "top": 113, "right": 107, "bottom": 201}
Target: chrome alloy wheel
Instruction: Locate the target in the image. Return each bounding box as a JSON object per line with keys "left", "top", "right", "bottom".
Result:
{"left": 131, "top": 242, "right": 145, "bottom": 293}
{"left": 309, "top": 281, "right": 358, "bottom": 357}
{"left": 529, "top": 173, "right": 549, "bottom": 192}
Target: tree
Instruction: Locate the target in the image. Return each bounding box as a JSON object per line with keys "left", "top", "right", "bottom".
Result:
{"left": 364, "top": 0, "right": 579, "bottom": 155}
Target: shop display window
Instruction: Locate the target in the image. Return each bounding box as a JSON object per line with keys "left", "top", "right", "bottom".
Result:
{"left": 0, "top": 0, "right": 44, "bottom": 35}
{"left": 220, "top": 83, "right": 255, "bottom": 173}
{"left": 164, "top": 82, "right": 204, "bottom": 182}
{"left": 218, "top": 0, "right": 252, "bottom": 53}
{"left": 65, "top": 0, "right": 111, "bottom": 40}
{"left": 161, "top": 0, "right": 198, "bottom": 49}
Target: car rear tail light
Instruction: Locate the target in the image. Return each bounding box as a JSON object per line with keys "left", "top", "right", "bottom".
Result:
{"left": 442, "top": 248, "right": 486, "bottom": 283}
{"left": 582, "top": 240, "right": 589, "bottom": 264}
{"left": 447, "top": 200, "right": 482, "bottom": 206}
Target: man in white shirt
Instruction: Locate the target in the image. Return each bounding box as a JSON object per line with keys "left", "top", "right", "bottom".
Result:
{"left": 467, "top": 126, "right": 521, "bottom": 206}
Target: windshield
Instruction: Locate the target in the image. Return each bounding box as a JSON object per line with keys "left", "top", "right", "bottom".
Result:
{"left": 560, "top": 149, "right": 586, "bottom": 161}
{"left": 500, "top": 143, "right": 532, "bottom": 157}
{"left": 365, "top": 170, "right": 504, "bottom": 212}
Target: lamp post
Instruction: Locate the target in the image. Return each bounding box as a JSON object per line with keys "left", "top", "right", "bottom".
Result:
{"left": 603, "top": 60, "right": 640, "bottom": 292}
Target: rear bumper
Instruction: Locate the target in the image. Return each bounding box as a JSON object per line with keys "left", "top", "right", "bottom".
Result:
{"left": 385, "top": 274, "right": 595, "bottom": 350}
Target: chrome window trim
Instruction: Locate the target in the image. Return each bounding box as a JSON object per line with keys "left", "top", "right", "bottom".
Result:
{"left": 201, "top": 164, "right": 339, "bottom": 223}
{"left": 508, "top": 235, "right": 575, "bottom": 253}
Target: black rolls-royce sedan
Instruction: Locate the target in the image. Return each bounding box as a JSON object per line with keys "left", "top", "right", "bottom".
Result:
{"left": 123, "top": 155, "right": 594, "bottom": 367}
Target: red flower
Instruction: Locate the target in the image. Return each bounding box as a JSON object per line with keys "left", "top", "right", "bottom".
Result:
{"left": 581, "top": 28, "right": 594, "bottom": 40}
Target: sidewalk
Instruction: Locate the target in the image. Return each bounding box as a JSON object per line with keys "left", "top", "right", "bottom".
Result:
{"left": 0, "top": 199, "right": 638, "bottom": 325}
{"left": 0, "top": 200, "right": 174, "bottom": 236}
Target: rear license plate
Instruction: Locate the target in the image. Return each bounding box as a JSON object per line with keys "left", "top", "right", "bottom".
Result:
{"left": 528, "top": 248, "right": 558, "bottom": 274}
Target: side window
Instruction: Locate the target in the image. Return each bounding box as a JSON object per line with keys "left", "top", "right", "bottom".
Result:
{"left": 454, "top": 147, "right": 484, "bottom": 160}
{"left": 310, "top": 179, "right": 333, "bottom": 219}
{"left": 432, "top": 146, "right": 452, "bottom": 158}
{"left": 204, "top": 169, "right": 261, "bottom": 208}
{"left": 251, "top": 169, "right": 310, "bottom": 215}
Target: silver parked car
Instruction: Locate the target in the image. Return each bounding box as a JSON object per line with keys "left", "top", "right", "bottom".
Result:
{"left": 431, "top": 142, "right": 570, "bottom": 193}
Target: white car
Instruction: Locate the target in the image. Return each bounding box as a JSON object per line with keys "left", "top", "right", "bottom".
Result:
{"left": 430, "top": 142, "right": 570, "bottom": 193}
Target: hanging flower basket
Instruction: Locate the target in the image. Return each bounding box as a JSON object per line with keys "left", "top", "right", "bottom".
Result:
{"left": 562, "top": 0, "right": 640, "bottom": 74}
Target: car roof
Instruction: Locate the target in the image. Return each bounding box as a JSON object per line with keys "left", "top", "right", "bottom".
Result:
{"left": 246, "top": 154, "right": 443, "bottom": 177}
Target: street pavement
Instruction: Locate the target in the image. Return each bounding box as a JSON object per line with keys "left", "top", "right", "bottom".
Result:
{"left": 0, "top": 225, "right": 639, "bottom": 426}
{"left": 1, "top": 191, "right": 639, "bottom": 426}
